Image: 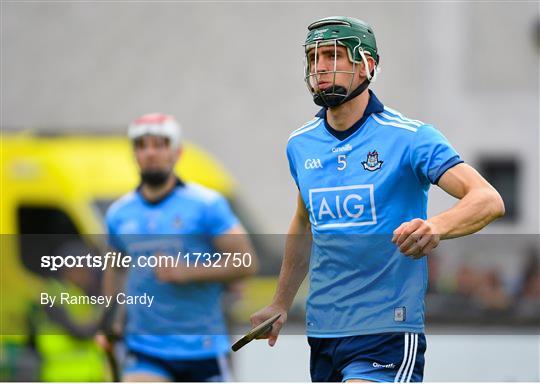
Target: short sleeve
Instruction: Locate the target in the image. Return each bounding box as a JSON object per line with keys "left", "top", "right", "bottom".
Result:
{"left": 105, "top": 211, "right": 125, "bottom": 252}
{"left": 286, "top": 142, "right": 300, "bottom": 188}
{"left": 205, "top": 195, "right": 239, "bottom": 236}
{"left": 410, "top": 125, "right": 463, "bottom": 185}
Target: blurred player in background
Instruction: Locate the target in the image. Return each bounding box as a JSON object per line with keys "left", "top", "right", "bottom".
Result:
{"left": 251, "top": 16, "right": 505, "bottom": 382}
{"left": 96, "top": 113, "right": 257, "bottom": 382}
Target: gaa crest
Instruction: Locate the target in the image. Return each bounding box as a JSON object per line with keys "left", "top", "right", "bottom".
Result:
{"left": 362, "top": 150, "right": 383, "bottom": 171}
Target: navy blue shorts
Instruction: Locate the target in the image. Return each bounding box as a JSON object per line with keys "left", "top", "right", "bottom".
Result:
{"left": 309, "top": 332, "right": 426, "bottom": 382}
{"left": 123, "top": 349, "right": 232, "bottom": 382}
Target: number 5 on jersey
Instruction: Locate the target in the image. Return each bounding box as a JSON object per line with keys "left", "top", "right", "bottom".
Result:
{"left": 337, "top": 155, "right": 347, "bottom": 171}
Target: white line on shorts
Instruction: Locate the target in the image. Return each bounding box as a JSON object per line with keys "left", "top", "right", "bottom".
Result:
{"left": 394, "top": 333, "right": 410, "bottom": 382}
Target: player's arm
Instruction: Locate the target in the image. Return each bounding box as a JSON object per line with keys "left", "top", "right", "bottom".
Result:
{"left": 431, "top": 163, "right": 505, "bottom": 237}
{"left": 95, "top": 248, "right": 127, "bottom": 352}
{"left": 250, "top": 191, "right": 312, "bottom": 346}
{"left": 393, "top": 163, "right": 505, "bottom": 258}
{"left": 102, "top": 252, "right": 126, "bottom": 296}
{"left": 155, "top": 224, "right": 258, "bottom": 283}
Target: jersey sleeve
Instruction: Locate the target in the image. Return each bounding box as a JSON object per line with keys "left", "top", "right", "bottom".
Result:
{"left": 205, "top": 194, "right": 239, "bottom": 236}
{"left": 410, "top": 124, "right": 464, "bottom": 185}
{"left": 105, "top": 211, "right": 125, "bottom": 252}
{"left": 286, "top": 141, "right": 300, "bottom": 188}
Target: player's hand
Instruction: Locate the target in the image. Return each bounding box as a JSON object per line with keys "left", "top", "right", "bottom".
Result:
{"left": 155, "top": 265, "right": 178, "bottom": 282}
{"left": 155, "top": 265, "right": 191, "bottom": 283}
{"left": 95, "top": 332, "right": 114, "bottom": 352}
{"left": 154, "top": 249, "right": 192, "bottom": 283}
{"left": 392, "top": 218, "right": 440, "bottom": 259}
{"left": 250, "top": 304, "right": 288, "bottom": 347}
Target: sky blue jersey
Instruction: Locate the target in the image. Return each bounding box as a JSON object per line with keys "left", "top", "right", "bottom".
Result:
{"left": 106, "top": 179, "right": 238, "bottom": 359}
{"left": 286, "top": 91, "right": 463, "bottom": 337}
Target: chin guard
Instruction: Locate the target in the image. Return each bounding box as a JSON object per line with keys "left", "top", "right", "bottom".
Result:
{"left": 313, "top": 79, "right": 371, "bottom": 108}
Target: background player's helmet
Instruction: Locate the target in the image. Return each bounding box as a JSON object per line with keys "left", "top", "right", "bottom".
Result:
{"left": 128, "top": 113, "right": 182, "bottom": 149}
{"left": 304, "top": 16, "right": 380, "bottom": 108}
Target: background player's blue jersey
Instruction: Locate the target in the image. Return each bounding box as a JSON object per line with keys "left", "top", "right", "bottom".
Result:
{"left": 286, "top": 91, "right": 463, "bottom": 337}
{"left": 106, "top": 180, "right": 238, "bottom": 359}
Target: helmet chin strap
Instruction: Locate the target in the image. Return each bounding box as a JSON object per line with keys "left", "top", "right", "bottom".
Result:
{"left": 313, "top": 79, "right": 370, "bottom": 108}
{"left": 312, "top": 50, "right": 377, "bottom": 108}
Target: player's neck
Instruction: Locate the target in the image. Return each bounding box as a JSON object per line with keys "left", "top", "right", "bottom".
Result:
{"left": 140, "top": 175, "right": 177, "bottom": 203}
{"left": 326, "top": 90, "right": 370, "bottom": 131}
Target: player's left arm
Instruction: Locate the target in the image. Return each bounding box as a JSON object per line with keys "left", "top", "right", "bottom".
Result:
{"left": 392, "top": 163, "right": 505, "bottom": 258}
{"left": 155, "top": 224, "right": 259, "bottom": 283}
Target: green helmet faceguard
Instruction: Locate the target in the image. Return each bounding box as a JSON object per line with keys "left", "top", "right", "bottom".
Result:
{"left": 304, "top": 16, "right": 380, "bottom": 108}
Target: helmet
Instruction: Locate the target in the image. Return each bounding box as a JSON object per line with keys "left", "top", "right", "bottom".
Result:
{"left": 128, "top": 113, "right": 182, "bottom": 149}
{"left": 304, "top": 16, "right": 380, "bottom": 108}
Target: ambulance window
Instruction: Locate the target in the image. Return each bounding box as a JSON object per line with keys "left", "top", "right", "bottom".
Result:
{"left": 18, "top": 206, "right": 82, "bottom": 276}
{"left": 478, "top": 157, "right": 518, "bottom": 222}
{"left": 18, "top": 206, "right": 79, "bottom": 234}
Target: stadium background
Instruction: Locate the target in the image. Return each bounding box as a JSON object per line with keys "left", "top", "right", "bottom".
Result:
{"left": 2, "top": 1, "right": 539, "bottom": 382}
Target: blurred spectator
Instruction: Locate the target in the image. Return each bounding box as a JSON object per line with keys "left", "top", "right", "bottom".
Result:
{"left": 455, "top": 265, "right": 482, "bottom": 297}
{"left": 521, "top": 271, "right": 540, "bottom": 298}
{"left": 450, "top": 265, "right": 510, "bottom": 311}
{"left": 476, "top": 269, "right": 510, "bottom": 311}
{"left": 514, "top": 247, "right": 540, "bottom": 319}
{"left": 518, "top": 247, "right": 540, "bottom": 299}
{"left": 427, "top": 244, "right": 540, "bottom": 323}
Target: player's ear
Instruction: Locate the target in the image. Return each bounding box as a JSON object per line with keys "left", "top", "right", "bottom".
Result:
{"left": 368, "top": 57, "right": 376, "bottom": 74}
{"left": 359, "top": 56, "right": 375, "bottom": 78}
{"left": 358, "top": 61, "right": 367, "bottom": 78}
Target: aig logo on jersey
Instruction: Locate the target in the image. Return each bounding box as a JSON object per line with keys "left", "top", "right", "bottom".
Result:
{"left": 308, "top": 185, "right": 377, "bottom": 229}
{"left": 305, "top": 158, "right": 323, "bottom": 169}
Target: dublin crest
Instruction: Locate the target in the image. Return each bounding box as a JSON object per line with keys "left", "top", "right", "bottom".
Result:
{"left": 362, "top": 150, "right": 383, "bottom": 171}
